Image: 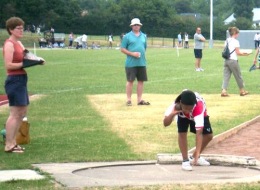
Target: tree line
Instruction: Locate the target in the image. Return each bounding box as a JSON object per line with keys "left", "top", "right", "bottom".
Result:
{"left": 0, "top": 0, "right": 259, "bottom": 40}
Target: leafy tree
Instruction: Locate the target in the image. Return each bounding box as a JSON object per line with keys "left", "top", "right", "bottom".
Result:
{"left": 233, "top": 0, "right": 254, "bottom": 21}
{"left": 48, "top": 0, "right": 81, "bottom": 33}
{"left": 80, "top": 0, "right": 177, "bottom": 36}
{"left": 0, "top": 1, "right": 17, "bottom": 27}
{"left": 0, "top": 0, "right": 251, "bottom": 40}
{"left": 0, "top": 0, "right": 82, "bottom": 32}
{"left": 232, "top": 0, "right": 254, "bottom": 29}
{"left": 254, "top": 0, "right": 260, "bottom": 7}
{"left": 191, "top": 0, "right": 210, "bottom": 15}
{"left": 124, "top": 0, "right": 176, "bottom": 36}
{"left": 174, "top": 0, "right": 194, "bottom": 13}
{"left": 214, "top": 0, "right": 233, "bottom": 21}
{"left": 234, "top": 17, "right": 253, "bottom": 30}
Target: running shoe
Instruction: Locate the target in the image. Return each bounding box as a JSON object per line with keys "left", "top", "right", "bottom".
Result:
{"left": 182, "top": 161, "right": 193, "bottom": 171}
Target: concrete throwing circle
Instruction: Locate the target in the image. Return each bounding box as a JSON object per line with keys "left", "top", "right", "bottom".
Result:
{"left": 73, "top": 163, "right": 260, "bottom": 187}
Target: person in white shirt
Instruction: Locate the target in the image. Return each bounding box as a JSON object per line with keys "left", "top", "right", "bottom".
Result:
{"left": 254, "top": 33, "right": 260, "bottom": 49}
{"left": 108, "top": 34, "right": 113, "bottom": 49}
{"left": 82, "top": 34, "right": 87, "bottom": 49}
{"left": 194, "top": 27, "right": 206, "bottom": 72}
{"left": 221, "top": 27, "right": 251, "bottom": 97}
{"left": 177, "top": 32, "right": 182, "bottom": 47}
{"left": 184, "top": 32, "right": 189, "bottom": 48}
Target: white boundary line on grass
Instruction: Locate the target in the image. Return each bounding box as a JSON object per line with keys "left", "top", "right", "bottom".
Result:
{"left": 41, "top": 85, "right": 115, "bottom": 94}
{"left": 47, "top": 87, "right": 83, "bottom": 94}
{"left": 149, "top": 73, "right": 220, "bottom": 83}
{"left": 176, "top": 43, "right": 179, "bottom": 57}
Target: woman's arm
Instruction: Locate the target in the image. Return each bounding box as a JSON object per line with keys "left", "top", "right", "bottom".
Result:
{"left": 235, "top": 47, "right": 251, "bottom": 56}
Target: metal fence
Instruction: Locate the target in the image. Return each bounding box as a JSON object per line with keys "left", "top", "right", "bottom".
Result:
{"left": 0, "top": 29, "right": 224, "bottom": 49}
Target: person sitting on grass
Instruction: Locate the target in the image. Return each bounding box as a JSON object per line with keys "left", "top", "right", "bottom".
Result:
{"left": 163, "top": 90, "right": 213, "bottom": 171}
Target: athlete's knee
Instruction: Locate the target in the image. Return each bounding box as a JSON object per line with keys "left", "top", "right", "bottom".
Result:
{"left": 205, "top": 133, "right": 213, "bottom": 141}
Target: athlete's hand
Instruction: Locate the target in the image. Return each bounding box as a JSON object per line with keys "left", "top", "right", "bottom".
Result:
{"left": 192, "top": 153, "right": 200, "bottom": 166}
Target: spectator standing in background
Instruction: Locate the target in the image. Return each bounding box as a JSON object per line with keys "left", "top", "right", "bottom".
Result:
{"left": 36, "top": 26, "right": 41, "bottom": 35}
{"left": 82, "top": 34, "right": 87, "bottom": 49}
{"left": 254, "top": 32, "right": 260, "bottom": 49}
{"left": 68, "top": 32, "right": 74, "bottom": 48}
{"left": 108, "top": 34, "right": 113, "bottom": 49}
{"left": 184, "top": 32, "right": 189, "bottom": 48}
{"left": 50, "top": 27, "right": 55, "bottom": 45}
{"left": 120, "top": 33, "right": 125, "bottom": 44}
{"left": 194, "top": 27, "right": 206, "bottom": 72}
{"left": 177, "top": 32, "right": 182, "bottom": 47}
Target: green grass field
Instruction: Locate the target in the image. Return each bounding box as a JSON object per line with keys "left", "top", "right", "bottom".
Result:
{"left": 0, "top": 46, "right": 260, "bottom": 189}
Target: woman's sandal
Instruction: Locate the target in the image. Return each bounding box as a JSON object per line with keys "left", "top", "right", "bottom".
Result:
{"left": 221, "top": 92, "right": 229, "bottom": 97}
{"left": 138, "top": 100, "right": 150, "bottom": 105}
{"left": 5, "top": 145, "right": 24, "bottom": 153}
{"left": 240, "top": 91, "right": 249, "bottom": 96}
{"left": 126, "top": 100, "right": 132, "bottom": 106}
{"left": 16, "top": 145, "right": 25, "bottom": 151}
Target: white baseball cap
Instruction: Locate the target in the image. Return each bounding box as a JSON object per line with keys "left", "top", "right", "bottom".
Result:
{"left": 130, "top": 18, "right": 142, "bottom": 26}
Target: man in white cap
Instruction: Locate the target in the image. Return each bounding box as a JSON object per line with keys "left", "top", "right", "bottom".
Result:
{"left": 121, "top": 18, "right": 150, "bottom": 106}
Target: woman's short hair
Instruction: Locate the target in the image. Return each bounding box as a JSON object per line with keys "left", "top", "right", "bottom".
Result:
{"left": 228, "top": 27, "right": 239, "bottom": 36}
{"left": 6, "top": 17, "right": 24, "bottom": 35}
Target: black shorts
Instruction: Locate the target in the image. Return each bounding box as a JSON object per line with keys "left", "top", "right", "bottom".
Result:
{"left": 177, "top": 115, "right": 212, "bottom": 134}
{"left": 194, "top": 49, "right": 202, "bottom": 59}
{"left": 125, "top": 66, "right": 148, "bottom": 82}
{"left": 5, "top": 75, "right": 29, "bottom": 106}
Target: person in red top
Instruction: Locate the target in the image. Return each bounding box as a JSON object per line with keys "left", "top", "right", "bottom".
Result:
{"left": 163, "top": 90, "right": 213, "bottom": 171}
{"left": 3, "top": 17, "right": 44, "bottom": 153}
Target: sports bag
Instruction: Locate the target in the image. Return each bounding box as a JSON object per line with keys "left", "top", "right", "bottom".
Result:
{"left": 16, "top": 120, "right": 30, "bottom": 145}
{"left": 222, "top": 40, "right": 235, "bottom": 59}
